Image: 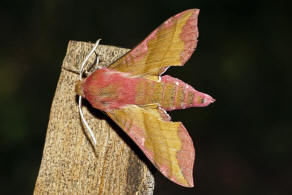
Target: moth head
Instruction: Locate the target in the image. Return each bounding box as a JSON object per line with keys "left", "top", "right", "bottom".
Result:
{"left": 75, "top": 80, "right": 85, "bottom": 97}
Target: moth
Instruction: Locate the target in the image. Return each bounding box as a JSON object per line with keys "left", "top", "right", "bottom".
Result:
{"left": 75, "top": 9, "right": 214, "bottom": 187}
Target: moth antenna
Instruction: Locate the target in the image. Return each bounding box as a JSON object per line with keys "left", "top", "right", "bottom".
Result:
{"left": 79, "top": 39, "right": 101, "bottom": 80}
{"left": 78, "top": 39, "right": 101, "bottom": 145}
{"left": 79, "top": 96, "right": 97, "bottom": 144}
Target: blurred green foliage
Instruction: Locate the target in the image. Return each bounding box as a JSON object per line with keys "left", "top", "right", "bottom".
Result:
{"left": 0, "top": 0, "right": 291, "bottom": 194}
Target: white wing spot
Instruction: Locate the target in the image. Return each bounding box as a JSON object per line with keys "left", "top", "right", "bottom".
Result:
{"left": 181, "top": 102, "right": 186, "bottom": 109}
{"left": 158, "top": 76, "right": 161, "bottom": 82}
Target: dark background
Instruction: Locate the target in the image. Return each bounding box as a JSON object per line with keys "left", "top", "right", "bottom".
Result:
{"left": 0, "top": 0, "right": 291, "bottom": 194}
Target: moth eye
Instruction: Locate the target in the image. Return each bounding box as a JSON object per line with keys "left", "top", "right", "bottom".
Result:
{"left": 200, "top": 97, "right": 205, "bottom": 104}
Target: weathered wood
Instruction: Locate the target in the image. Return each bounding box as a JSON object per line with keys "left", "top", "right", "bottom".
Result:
{"left": 34, "top": 41, "right": 154, "bottom": 194}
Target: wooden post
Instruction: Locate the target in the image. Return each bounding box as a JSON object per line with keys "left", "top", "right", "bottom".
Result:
{"left": 34, "top": 41, "right": 154, "bottom": 194}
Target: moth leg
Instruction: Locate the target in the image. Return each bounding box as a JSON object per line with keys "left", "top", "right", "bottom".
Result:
{"left": 62, "top": 46, "right": 102, "bottom": 77}
{"left": 84, "top": 52, "right": 101, "bottom": 74}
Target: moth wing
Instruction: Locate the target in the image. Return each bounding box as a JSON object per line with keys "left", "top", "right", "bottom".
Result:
{"left": 108, "top": 9, "right": 199, "bottom": 80}
{"left": 106, "top": 105, "right": 195, "bottom": 187}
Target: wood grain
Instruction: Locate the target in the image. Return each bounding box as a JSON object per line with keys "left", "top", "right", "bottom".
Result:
{"left": 34, "top": 41, "right": 154, "bottom": 194}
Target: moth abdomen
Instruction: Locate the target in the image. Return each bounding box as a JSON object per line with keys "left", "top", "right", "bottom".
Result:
{"left": 160, "top": 75, "right": 215, "bottom": 111}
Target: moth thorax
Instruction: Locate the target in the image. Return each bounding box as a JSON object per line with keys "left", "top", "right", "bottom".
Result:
{"left": 75, "top": 80, "right": 85, "bottom": 96}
